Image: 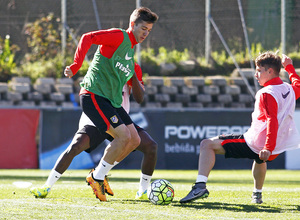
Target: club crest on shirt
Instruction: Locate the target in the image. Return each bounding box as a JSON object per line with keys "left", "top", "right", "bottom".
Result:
{"left": 110, "top": 115, "right": 119, "bottom": 123}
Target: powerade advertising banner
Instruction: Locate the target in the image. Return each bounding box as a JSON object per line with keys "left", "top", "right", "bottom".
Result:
{"left": 39, "top": 109, "right": 286, "bottom": 170}
{"left": 137, "top": 109, "right": 285, "bottom": 169}
{"left": 143, "top": 110, "right": 250, "bottom": 169}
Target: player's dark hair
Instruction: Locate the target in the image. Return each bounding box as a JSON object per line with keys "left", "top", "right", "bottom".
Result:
{"left": 130, "top": 7, "right": 159, "bottom": 25}
{"left": 255, "top": 51, "right": 281, "bottom": 75}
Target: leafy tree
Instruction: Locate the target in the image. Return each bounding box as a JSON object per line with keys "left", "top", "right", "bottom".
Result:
{"left": 23, "top": 13, "right": 61, "bottom": 61}
{"left": 19, "top": 13, "right": 89, "bottom": 82}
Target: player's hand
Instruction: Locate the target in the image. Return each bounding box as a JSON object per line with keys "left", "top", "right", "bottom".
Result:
{"left": 259, "top": 149, "right": 271, "bottom": 162}
{"left": 64, "top": 66, "right": 73, "bottom": 78}
{"left": 282, "top": 54, "right": 293, "bottom": 68}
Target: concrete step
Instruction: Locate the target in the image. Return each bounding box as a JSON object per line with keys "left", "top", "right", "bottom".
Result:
{"left": 9, "top": 82, "right": 31, "bottom": 93}
{"left": 145, "top": 85, "right": 158, "bottom": 95}
{"left": 203, "top": 85, "right": 220, "bottom": 95}
{"left": 50, "top": 92, "right": 65, "bottom": 102}
{"left": 182, "top": 86, "right": 198, "bottom": 95}
{"left": 55, "top": 84, "right": 73, "bottom": 94}
{"left": 0, "top": 82, "right": 8, "bottom": 93}
{"left": 154, "top": 94, "right": 170, "bottom": 103}
{"left": 161, "top": 85, "right": 178, "bottom": 95}
{"left": 11, "top": 77, "right": 31, "bottom": 84}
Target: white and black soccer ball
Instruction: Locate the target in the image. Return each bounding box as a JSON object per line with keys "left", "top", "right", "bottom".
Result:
{"left": 147, "top": 179, "right": 174, "bottom": 205}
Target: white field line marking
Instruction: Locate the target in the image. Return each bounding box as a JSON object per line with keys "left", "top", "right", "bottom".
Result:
{"left": 12, "top": 181, "right": 32, "bottom": 188}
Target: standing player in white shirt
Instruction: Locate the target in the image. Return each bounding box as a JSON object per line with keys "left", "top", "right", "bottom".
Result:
{"left": 30, "top": 63, "right": 157, "bottom": 201}
{"left": 180, "top": 52, "right": 300, "bottom": 204}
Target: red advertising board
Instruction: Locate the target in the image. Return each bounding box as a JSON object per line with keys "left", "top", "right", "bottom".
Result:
{"left": 0, "top": 109, "right": 40, "bottom": 168}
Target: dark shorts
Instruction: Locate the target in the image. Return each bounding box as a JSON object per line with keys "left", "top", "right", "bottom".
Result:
{"left": 219, "top": 134, "right": 272, "bottom": 164}
{"left": 80, "top": 93, "right": 133, "bottom": 132}
{"left": 77, "top": 123, "right": 144, "bottom": 153}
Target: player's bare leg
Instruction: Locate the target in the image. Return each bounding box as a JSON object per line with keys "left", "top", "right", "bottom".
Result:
{"left": 180, "top": 138, "right": 225, "bottom": 203}
{"left": 251, "top": 161, "right": 266, "bottom": 204}
{"left": 115, "top": 130, "right": 157, "bottom": 174}
{"left": 104, "top": 124, "right": 140, "bottom": 164}
{"left": 87, "top": 124, "right": 140, "bottom": 201}
{"left": 54, "top": 133, "right": 90, "bottom": 174}
{"left": 30, "top": 133, "right": 90, "bottom": 198}
{"left": 110, "top": 129, "right": 157, "bottom": 200}
{"left": 135, "top": 130, "right": 157, "bottom": 199}
{"left": 197, "top": 138, "right": 225, "bottom": 176}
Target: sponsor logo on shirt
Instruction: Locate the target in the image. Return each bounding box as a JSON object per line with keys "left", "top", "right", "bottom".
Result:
{"left": 115, "top": 62, "right": 131, "bottom": 77}
{"left": 125, "top": 52, "right": 132, "bottom": 60}
{"left": 110, "top": 115, "right": 119, "bottom": 123}
{"left": 282, "top": 90, "right": 290, "bottom": 99}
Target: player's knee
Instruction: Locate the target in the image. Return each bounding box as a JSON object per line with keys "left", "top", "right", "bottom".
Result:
{"left": 144, "top": 140, "right": 158, "bottom": 156}
{"left": 116, "top": 127, "right": 140, "bottom": 148}
{"left": 131, "top": 134, "right": 141, "bottom": 148}
{"left": 66, "top": 143, "right": 84, "bottom": 157}
{"left": 117, "top": 128, "right": 131, "bottom": 145}
{"left": 67, "top": 135, "right": 89, "bottom": 156}
{"left": 199, "top": 139, "right": 214, "bottom": 152}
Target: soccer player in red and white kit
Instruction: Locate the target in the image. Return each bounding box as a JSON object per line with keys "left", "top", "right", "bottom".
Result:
{"left": 180, "top": 52, "right": 300, "bottom": 204}
{"left": 30, "top": 63, "right": 157, "bottom": 201}
{"left": 63, "top": 7, "right": 158, "bottom": 201}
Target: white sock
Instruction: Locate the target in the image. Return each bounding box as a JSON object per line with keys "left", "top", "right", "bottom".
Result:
{"left": 196, "top": 175, "right": 208, "bottom": 183}
{"left": 45, "top": 169, "right": 62, "bottom": 188}
{"left": 113, "top": 161, "right": 119, "bottom": 167}
{"left": 253, "top": 188, "right": 263, "bottom": 193}
{"left": 93, "top": 159, "right": 114, "bottom": 180}
{"left": 138, "top": 173, "right": 152, "bottom": 194}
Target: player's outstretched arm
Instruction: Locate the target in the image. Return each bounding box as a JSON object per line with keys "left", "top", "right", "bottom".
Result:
{"left": 69, "top": 29, "right": 123, "bottom": 76}
{"left": 282, "top": 54, "right": 300, "bottom": 99}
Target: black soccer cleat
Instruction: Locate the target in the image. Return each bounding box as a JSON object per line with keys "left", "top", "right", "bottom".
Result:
{"left": 180, "top": 182, "right": 209, "bottom": 203}
{"left": 252, "top": 192, "right": 263, "bottom": 204}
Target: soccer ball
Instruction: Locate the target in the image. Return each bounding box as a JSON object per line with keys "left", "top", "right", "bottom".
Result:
{"left": 147, "top": 179, "right": 174, "bottom": 205}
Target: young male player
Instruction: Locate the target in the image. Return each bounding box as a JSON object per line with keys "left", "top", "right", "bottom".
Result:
{"left": 63, "top": 7, "right": 158, "bottom": 201}
{"left": 30, "top": 63, "right": 157, "bottom": 201}
{"left": 180, "top": 52, "right": 300, "bottom": 204}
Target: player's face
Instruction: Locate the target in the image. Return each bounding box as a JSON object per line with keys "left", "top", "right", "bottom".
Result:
{"left": 255, "top": 65, "right": 271, "bottom": 86}
{"left": 132, "top": 21, "right": 153, "bottom": 43}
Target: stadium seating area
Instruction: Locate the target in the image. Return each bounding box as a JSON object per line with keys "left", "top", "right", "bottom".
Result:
{"left": 142, "top": 75, "right": 255, "bottom": 109}
{"left": 0, "top": 74, "right": 257, "bottom": 109}
{"left": 0, "top": 68, "right": 297, "bottom": 109}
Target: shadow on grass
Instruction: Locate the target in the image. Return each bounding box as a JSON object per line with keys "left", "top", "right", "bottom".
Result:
{"left": 99, "top": 199, "right": 294, "bottom": 214}
{"left": 174, "top": 201, "right": 283, "bottom": 213}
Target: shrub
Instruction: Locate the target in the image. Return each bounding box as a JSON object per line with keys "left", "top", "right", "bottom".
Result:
{"left": 23, "top": 13, "right": 61, "bottom": 61}
{"left": 18, "top": 13, "right": 85, "bottom": 81}
{"left": 18, "top": 55, "right": 89, "bottom": 83}
{"left": 0, "top": 35, "right": 19, "bottom": 81}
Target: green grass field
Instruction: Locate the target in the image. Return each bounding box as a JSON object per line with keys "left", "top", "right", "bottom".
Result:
{"left": 0, "top": 169, "right": 300, "bottom": 220}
